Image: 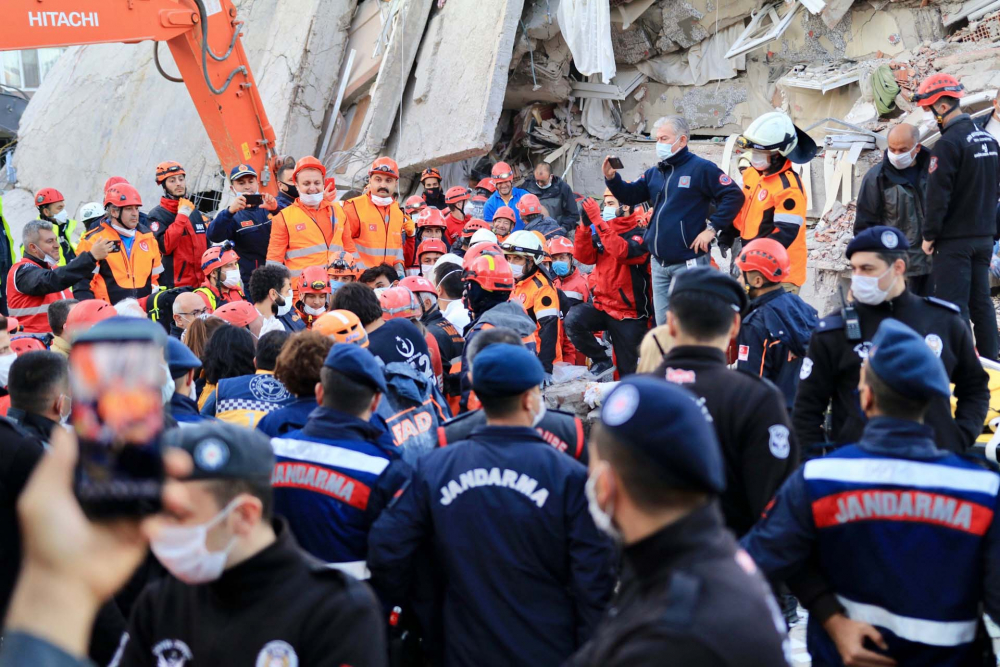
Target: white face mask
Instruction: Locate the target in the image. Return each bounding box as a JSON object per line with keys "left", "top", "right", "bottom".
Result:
{"left": 537, "top": 180, "right": 552, "bottom": 190}
{"left": 585, "top": 465, "right": 620, "bottom": 541}
{"left": 150, "top": 498, "right": 243, "bottom": 584}
{"left": 275, "top": 290, "right": 294, "bottom": 317}
{"left": 160, "top": 364, "right": 175, "bottom": 406}
{"left": 887, "top": 148, "right": 915, "bottom": 170}
{"left": 656, "top": 141, "right": 675, "bottom": 160}
{"left": 304, "top": 304, "right": 326, "bottom": 316}
{"left": 750, "top": 150, "right": 771, "bottom": 171}
{"left": 53, "top": 210, "right": 69, "bottom": 224}
{"left": 510, "top": 263, "right": 524, "bottom": 279}
{"left": 421, "top": 264, "right": 436, "bottom": 277}
{"left": 42, "top": 249, "right": 59, "bottom": 267}
{"left": 299, "top": 192, "right": 323, "bottom": 207}
{"left": 602, "top": 206, "right": 617, "bottom": 221}
{"left": 371, "top": 193, "right": 393, "bottom": 207}
{"left": 188, "top": 381, "right": 198, "bottom": 401}
{"left": 222, "top": 269, "right": 241, "bottom": 289}
{"left": 0, "top": 353, "right": 15, "bottom": 387}
{"left": 531, "top": 393, "right": 547, "bottom": 427}
{"left": 851, "top": 266, "right": 896, "bottom": 306}
{"left": 463, "top": 201, "right": 475, "bottom": 215}
{"left": 111, "top": 223, "right": 136, "bottom": 238}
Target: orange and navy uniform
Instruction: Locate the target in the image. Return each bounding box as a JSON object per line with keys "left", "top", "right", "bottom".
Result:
{"left": 510, "top": 270, "right": 562, "bottom": 373}
{"left": 554, "top": 268, "right": 590, "bottom": 365}
{"left": 194, "top": 281, "right": 244, "bottom": 313}
{"left": 73, "top": 219, "right": 162, "bottom": 305}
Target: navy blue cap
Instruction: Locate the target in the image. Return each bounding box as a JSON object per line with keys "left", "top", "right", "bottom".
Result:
{"left": 668, "top": 266, "right": 749, "bottom": 315}
{"left": 324, "top": 344, "right": 387, "bottom": 394}
{"left": 229, "top": 163, "right": 257, "bottom": 181}
{"left": 600, "top": 376, "right": 726, "bottom": 494}
{"left": 471, "top": 343, "right": 545, "bottom": 397}
{"left": 846, "top": 225, "right": 910, "bottom": 259}
{"left": 867, "top": 318, "right": 950, "bottom": 400}
{"left": 82, "top": 316, "right": 167, "bottom": 348}
{"left": 163, "top": 422, "right": 274, "bottom": 483}
{"left": 166, "top": 337, "right": 201, "bottom": 379}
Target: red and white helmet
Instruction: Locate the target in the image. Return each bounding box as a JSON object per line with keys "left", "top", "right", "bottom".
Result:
{"left": 417, "top": 238, "right": 448, "bottom": 260}
{"left": 416, "top": 208, "right": 448, "bottom": 229}
{"left": 378, "top": 286, "right": 421, "bottom": 320}
{"left": 399, "top": 275, "right": 437, "bottom": 295}
{"left": 445, "top": 186, "right": 470, "bottom": 205}
{"left": 404, "top": 195, "right": 427, "bottom": 216}
{"left": 491, "top": 162, "right": 514, "bottom": 184}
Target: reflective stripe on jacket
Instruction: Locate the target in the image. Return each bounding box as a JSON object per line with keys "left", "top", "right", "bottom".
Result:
{"left": 336, "top": 195, "right": 414, "bottom": 272}
{"left": 265, "top": 200, "right": 336, "bottom": 279}
{"left": 73, "top": 221, "right": 162, "bottom": 304}
{"left": 6, "top": 257, "right": 71, "bottom": 332}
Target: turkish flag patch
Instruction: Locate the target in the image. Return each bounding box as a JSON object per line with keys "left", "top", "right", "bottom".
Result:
{"left": 757, "top": 189, "right": 768, "bottom": 202}
{"left": 632, "top": 235, "right": 644, "bottom": 243}
{"left": 369, "top": 224, "right": 377, "bottom": 232}
{"left": 719, "top": 174, "right": 733, "bottom": 185}
{"left": 150, "top": 222, "right": 160, "bottom": 232}
{"left": 240, "top": 220, "right": 254, "bottom": 228}
{"left": 929, "top": 156, "right": 938, "bottom": 173}
{"left": 295, "top": 223, "right": 306, "bottom": 232}
{"left": 738, "top": 344, "right": 749, "bottom": 361}
{"left": 139, "top": 241, "right": 149, "bottom": 252}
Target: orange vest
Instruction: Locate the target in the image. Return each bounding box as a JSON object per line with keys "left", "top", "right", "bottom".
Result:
{"left": 265, "top": 200, "right": 336, "bottom": 279}
{"left": 76, "top": 222, "right": 162, "bottom": 304}
{"left": 511, "top": 272, "right": 562, "bottom": 363}
{"left": 335, "top": 195, "right": 414, "bottom": 272}
{"left": 733, "top": 163, "right": 808, "bottom": 286}
{"left": 6, "top": 257, "right": 71, "bottom": 333}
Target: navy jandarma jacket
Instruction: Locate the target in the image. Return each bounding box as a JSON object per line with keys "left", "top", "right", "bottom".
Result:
{"left": 606, "top": 147, "right": 744, "bottom": 265}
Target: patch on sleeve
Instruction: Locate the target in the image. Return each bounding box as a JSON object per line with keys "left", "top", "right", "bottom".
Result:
{"left": 738, "top": 344, "right": 749, "bottom": 361}
{"left": 720, "top": 174, "right": 733, "bottom": 185}
{"left": 150, "top": 221, "right": 160, "bottom": 232}
{"left": 799, "top": 357, "right": 813, "bottom": 380}
{"left": 768, "top": 425, "right": 791, "bottom": 459}
{"left": 632, "top": 235, "right": 644, "bottom": 243}
{"left": 929, "top": 156, "right": 938, "bottom": 173}
{"left": 783, "top": 198, "right": 797, "bottom": 211}
{"left": 540, "top": 295, "right": 553, "bottom": 307}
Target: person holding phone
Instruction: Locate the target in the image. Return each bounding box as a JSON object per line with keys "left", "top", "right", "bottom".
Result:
{"left": 208, "top": 164, "right": 279, "bottom": 288}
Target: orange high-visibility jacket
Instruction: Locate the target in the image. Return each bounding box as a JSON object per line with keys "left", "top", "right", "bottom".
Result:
{"left": 266, "top": 199, "right": 337, "bottom": 279}
{"left": 334, "top": 194, "right": 415, "bottom": 273}
{"left": 75, "top": 222, "right": 163, "bottom": 304}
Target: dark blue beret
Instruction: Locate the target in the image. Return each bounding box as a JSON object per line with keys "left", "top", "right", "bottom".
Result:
{"left": 846, "top": 226, "right": 910, "bottom": 259}
{"left": 162, "top": 422, "right": 274, "bottom": 483}
{"left": 600, "top": 376, "right": 726, "bottom": 494}
{"left": 471, "top": 344, "right": 545, "bottom": 397}
{"left": 166, "top": 337, "right": 201, "bottom": 378}
{"left": 668, "top": 267, "right": 748, "bottom": 315}
{"left": 867, "top": 318, "right": 950, "bottom": 400}
{"left": 324, "top": 344, "right": 387, "bottom": 394}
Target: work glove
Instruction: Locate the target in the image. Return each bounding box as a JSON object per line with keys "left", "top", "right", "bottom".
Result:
{"left": 178, "top": 198, "right": 196, "bottom": 217}
{"left": 542, "top": 372, "right": 554, "bottom": 388}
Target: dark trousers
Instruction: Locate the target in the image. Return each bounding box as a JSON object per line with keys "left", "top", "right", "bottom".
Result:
{"left": 564, "top": 302, "right": 648, "bottom": 376}
{"left": 907, "top": 273, "right": 932, "bottom": 297}
{"left": 932, "top": 236, "right": 999, "bottom": 361}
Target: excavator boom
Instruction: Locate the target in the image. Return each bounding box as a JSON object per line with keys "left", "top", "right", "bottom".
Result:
{"left": 1, "top": 0, "right": 278, "bottom": 192}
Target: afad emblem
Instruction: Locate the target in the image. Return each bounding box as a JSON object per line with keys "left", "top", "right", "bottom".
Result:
{"left": 925, "top": 333, "right": 944, "bottom": 358}
{"left": 757, "top": 188, "right": 769, "bottom": 202}
{"left": 255, "top": 640, "right": 298, "bottom": 667}
{"left": 719, "top": 173, "right": 733, "bottom": 186}
{"left": 929, "top": 156, "right": 938, "bottom": 173}
{"left": 139, "top": 240, "right": 149, "bottom": 252}
{"left": 152, "top": 639, "right": 193, "bottom": 667}
{"left": 150, "top": 221, "right": 161, "bottom": 232}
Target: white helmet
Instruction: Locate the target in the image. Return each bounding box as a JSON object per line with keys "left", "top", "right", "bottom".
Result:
{"left": 738, "top": 111, "right": 817, "bottom": 164}
{"left": 501, "top": 230, "right": 545, "bottom": 264}
{"left": 79, "top": 201, "right": 105, "bottom": 222}
{"left": 469, "top": 228, "right": 499, "bottom": 246}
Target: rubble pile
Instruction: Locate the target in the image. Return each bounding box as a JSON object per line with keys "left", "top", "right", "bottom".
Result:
{"left": 809, "top": 201, "right": 856, "bottom": 272}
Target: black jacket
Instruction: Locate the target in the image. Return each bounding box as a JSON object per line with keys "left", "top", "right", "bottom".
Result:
{"left": 0, "top": 417, "right": 44, "bottom": 620}
{"left": 116, "top": 519, "right": 387, "bottom": 667}
{"left": 855, "top": 148, "right": 932, "bottom": 276}
{"left": 522, "top": 175, "right": 580, "bottom": 232}
{"left": 924, "top": 114, "right": 1000, "bottom": 241}
{"left": 792, "top": 289, "right": 989, "bottom": 454}
{"left": 4, "top": 408, "right": 59, "bottom": 445}
{"left": 567, "top": 503, "right": 789, "bottom": 667}
{"left": 442, "top": 407, "right": 587, "bottom": 464}
{"left": 651, "top": 347, "right": 797, "bottom": 537}
{"left": 12, "top": 252, "right": 99, "bottom": 298}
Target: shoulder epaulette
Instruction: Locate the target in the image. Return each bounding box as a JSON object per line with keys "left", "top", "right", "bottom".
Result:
{"left": 924, "top": 296, "right": 961, "bottom": 314}
{"left": 815, "top": 313, "right": 845, "bottom": 332}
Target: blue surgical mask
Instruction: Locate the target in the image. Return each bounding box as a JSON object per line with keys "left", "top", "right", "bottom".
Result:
{"left": 602, "top": 206, "right": 617, "bottom": 221}
{"left": 552, "top": 260, "right": 571, "bottom": 276}
{"left": 656, "top": 142, "right": 675, "bottom": 160}
{"left": 329, "top": 280, "right": 345, "bottom": 293}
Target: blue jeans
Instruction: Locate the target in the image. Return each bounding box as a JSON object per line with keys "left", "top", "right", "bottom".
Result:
{"left": 651, "top": 255, "right": 711, "bottom": 326}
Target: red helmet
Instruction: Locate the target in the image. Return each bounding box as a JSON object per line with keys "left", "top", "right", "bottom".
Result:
{"left": 547, "top": 236, "right": 575, "bottom": 257}
{"left": 314, "top": 309, "right": 368, "bottom": 347}
{"left": 476, "top": 178, "right": 496, "bottom": 193}
{"left": 105, "top": 183, "right": 142, "bottom": 208}
{"left": 464, "top": 253, "right": 515, "bottom": 291}
{"left": 34, "top": 188, "right": 64, "bottom": 207}
{"left": 462, "top": 241, "right": 504, "bottom": 270}
{"left": 292, "top": 156, "right": 326, "bottom": 182}
{"left": 328, "top": 251, "right": 362, "bottom": 278}
{"left": 369, "top": 156, "right": 400, "bottom": 179}
{"left": 913, "top": 73, "right": 965, "bottom": 107}
{"left": 201, "top": 242, "right": 239, "bottom": 275}
{"left": 11, "top": 337, "right": 46, "bottom": 356}
{"left": 420, "top": 168, "right": 442, "bottom": 183}
{"left": 445, "top": 186, "right": 470, "bottom": 205}
{"left": 493, "top": 206, "right": 517, "bottom": 223}
{"left": 378, "top": 286, "right": 421, "bottom": 320}
{"left": 517, "top": 195, "right": 543, "bottom": 217}
{"left": 417, "top": 238, "right": 448, "bottom": 259}
{"left": 5, "top": 317, "right": 19, "bottom": 334}
{"left": 155, "top": 161, "right": 186, "bottom": 185}
{"left": 491, "top": 162, "right": 514, "bottom": 184}
{"left": 214, "top": 301, "right": 259, "bottom": 328}
{"left": 104, "top": 176, "right": 129, "bottom": 194}
{"left": 416, "top": 208, "right": 447, "bottom": 229}
{"left": 399, "top": 275, "right": 436, "bottom": 295}
{"left": 735, "top": 238, "right": 790, "bottom": 283}
{"left": 461, "top": 219, "right": 490, "bottom": 238}
{"left": 404, "top": 195, "right": 427, "bottom": 215}
{"left": 299, "top": 265, "right": 332, "bottom": 294}
{"left": 64, "top": 299, "right": 115, "bottom": 335}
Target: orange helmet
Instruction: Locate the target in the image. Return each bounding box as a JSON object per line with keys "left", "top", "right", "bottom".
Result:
{"left": 299, "top": 265, "right": 332, "bottom": 294}
{"left": 105, "top": 183, "right": 142, "bottom": 208}
{"left": 64, "top": 299, "right": 115, "bottom": 335}
{"left": 491, "top": 162, "right": 514, "bottom": 184}
{"left": 378, "top": 286, "right": 421, "bottom": 320}
{"left": 913, "top": 73, "right": 965, "bottom": 107}
{"left": 314, "top": 309, "right": 368, "bottom": 347}
{"left": 155, "top": 161, "right": 185, "bottom": 185}
{"left": 517, "top": 194, "right": 543, "bottom": 217}
{"left": 292, "top": 155, "right": 326, "bottom": 182}
{"left": 399, "top": 275, "right": 436, "bottom": 295}
{"left": 445, "top": 186, "right": 470, "bottom": 205}
{"left": 464, "top": 253, "right": 515, "bottom": 291}
{"left": 476, "top": 178, "right": 496, "bottom": 193}
{"left": 404, "top": 195, "right": 427, "bottom": 215}
{"left": 214, "top": 301, "right": 259, "bottom": 328}
{"left": 416, "top": 208, "right": 447, "bottom": 229}
{"left": 493, "top": 206, "right": 517, "bottom": 223}
{"left": 461, "top": 219, "right": 490, "bottom": 239}
{"left": 201, "top": 242, "right": 239, "bottom": 275}
{"left": 11, "top": 337, "right": 46, "bottom": 356}
{"left": 328, "top": 251, "right": 362, "bottom": 278}
{"left": 417, "top": 238, "right": 448, "bottom": 260}
{"left": 104, "top": 176, "right": 129, "bottom": 194}
{"left": 547, "top": 235, "right": 575, "bottom": 257}
{"left": 735, "top": 238, "right": 790, "bottom": 283}
{"left": 369, "top": 156, "right": 400, "bottom": 179}
{"left": 420, "top": 168, "right": 442, "bottom": 183}
{"left": 34, "top": 188, "right": 64, "bottom": 207}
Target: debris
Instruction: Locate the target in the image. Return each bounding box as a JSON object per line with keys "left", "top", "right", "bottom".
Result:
{"left": 809, "top": 202, "right": 856, "bottom": 271}
{"left": 726, "top": 0, "right": 803, "bottom": 60}
{"left": 780, "top": 62, "right": 861, "bottom": 94}
{"left": 950, "top": 9, "right": 1000, "bottom": 43}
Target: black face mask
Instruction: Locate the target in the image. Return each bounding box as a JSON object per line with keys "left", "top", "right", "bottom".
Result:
{"left": 281, "top": 183, "right": 299, "bottom": 199}
{"left": 464, "top": 282, "right": 508, "bottom": 318}
{"left": 425, "top": 187, "right": 442, "bottom": 198}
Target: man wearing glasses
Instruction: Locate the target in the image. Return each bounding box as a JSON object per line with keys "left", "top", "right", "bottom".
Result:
{"left": 170, "top": 291, "right": 208, "bottom": 339}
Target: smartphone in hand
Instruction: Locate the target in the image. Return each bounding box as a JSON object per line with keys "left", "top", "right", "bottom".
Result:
{"left": 608, "top": 157, "right": 624, "bottom": 170}
{"left": 243, "top": 193, "right": 264, "bottom": 208}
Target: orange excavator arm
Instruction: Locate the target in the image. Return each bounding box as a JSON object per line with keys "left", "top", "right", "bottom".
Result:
{"left": 1, "top": 0, "right": 279, "bottom": 193}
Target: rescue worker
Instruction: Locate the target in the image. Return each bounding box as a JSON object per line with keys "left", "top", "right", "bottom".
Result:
{"left": 793, "top": 226, "right": 989, "bottom": 455}
{"left": 503, "top": 230, "right": 561, "bottom": 381}
{"left": 420, "top": 167, "right": 447, "bottom": 210}
{"left": 294, "top": 265, "right": 331, "bottom": 328}
{"left": 469, "top": 177, "right": 495, "bottom": 219}
{"left": 457, "top": 219, "right": 490, "bottom": 254}
{"left": 266, "top": 156, "right": 338, "bottom": 282}
{"left": 0, "top": 195, "right": 15, "bottom": 315}
{"left": 518, "top": 194, "right": 567, "bottom": 240}
{"left": 377, "top": 286, "right": 443, "bottom": 384}
{"left": 327, "top": 250, "right": 361, "bottom": 293}
{"left": 443, "top": 186, "right": 471, "bottom": 243}
{"left": 32, "top": 188, "right": 77, "bottom": 264}
{"left": 204, "top": 328, "right": 295, "bottom": 427}
{"left": 78, "top": 202, "right": 105, "bottom": 233}
{"left": 368, "top": 343, "right": 616, "bottom": 667}
{"left": 435, "top": 261, "right": 470, "bottom": 333}
{"left": 603, "top": 116, "right": 745, "bottom": 325}
{"left": 114, "top": 422, "right": 388, "bottom": 667}
{"left": 271, "top": 343, "right": 409, "bottom": 575}
{"left": 312, "top": 309, "right": 369, "bottom": 347}
{"left": 734, "top": 238, "right": 818, "bottom": 411}
{"left": 148, "top": 161, "right": 209, "bottom": 289}
{"left": 915, "top": 73, "right": 1000, "bottom": 361}
{"left": 248, "top": 264, "right": 305, "bottom": 334}
{"left": 729, "top": 111, "right": 818, "bottom": 294}
{"left": 483, "top": 162, "right": 528, "bottom": 228}
{"left": 568, "top": 197, "right": 651, "bottom": 378}
{"left": 207, "top": 164, "right": 279, "bottom": 287}
{"left": 547, "top": 235, "right": 589, "bottom": 365}
{"left": 73, "top": 183, "right": 164, "bottom": 305}
{"left": 194, "top": 243, "right": 244, "bottom": 313}
{"left": 414, "top": 207, "right": 449, "bottom": 247}
{"left": 416, "top": 238, "right": 447, "bottom": 278}
{"left": 274, "top": 154, "right": 299, "bottom": 210}
{"left": 649, "top": 267, "right": 798, "bottom": 538}
{"left": 335, "top": 157, "right": 414, "bottom": 275}
{"left": 166, "top": 336, "right": 209, "bottom": 426}
{"left": 522, "top": 162, "right": 580, "bottom": 234}
{"left": 743, "top": 318, "right": 1000, "bottom": 667}
{"left": 359, "top": 265, "right": 398, "bottom": 289}
{"left": 403, "top": 194, "right": 426, "bottom": 220}
{"left": 46, "top": 299, "right": 78, "bottom": 357}
{"left": 256, "top": 330, "right": 327, "bottom": 438}
{"left": 568, "top": 376, "right": 791, "bottom": 667}
{"left": 401, "top": 274, "right": 464, "bottom": 399}
{"left": 489, "top": 206, "right": 517, "bottom": 243}
{"left": 6, "top": 221, "right": 111, "bottom": 333}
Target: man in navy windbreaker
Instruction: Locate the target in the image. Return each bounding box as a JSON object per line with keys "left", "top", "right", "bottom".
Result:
{"left": 368, "top": 344, "right": 615, "bottom": 667}
{"left": 742, "top": 319, "right": 1000, "bottom": 667}
{"left": 604, "top": 115, "right": 744, "bottom": 325}
{"left": 208, "top": 164, "right": 279, "bottom": 287}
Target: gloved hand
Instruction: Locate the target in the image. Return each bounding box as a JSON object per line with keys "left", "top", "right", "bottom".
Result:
{"left": 178, "top": 198, "right": 195, "bottom": 217}
{"left": 991, "top": 254, "right": 1000, "bottom": 280}
{"left": 542, "top": 372, "right": 554, "bottom": 388}
{"left": 719, "top": 244, "right": 729, "bottom": 259}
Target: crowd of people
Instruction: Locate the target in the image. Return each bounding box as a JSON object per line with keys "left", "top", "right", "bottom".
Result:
{"left": 1, "top": 70, "right": 1000, "bottom": 667}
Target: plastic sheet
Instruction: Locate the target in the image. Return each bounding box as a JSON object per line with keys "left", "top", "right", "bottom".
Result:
{"left": 557, "top": 0, "right": 616, "bottom": 83}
